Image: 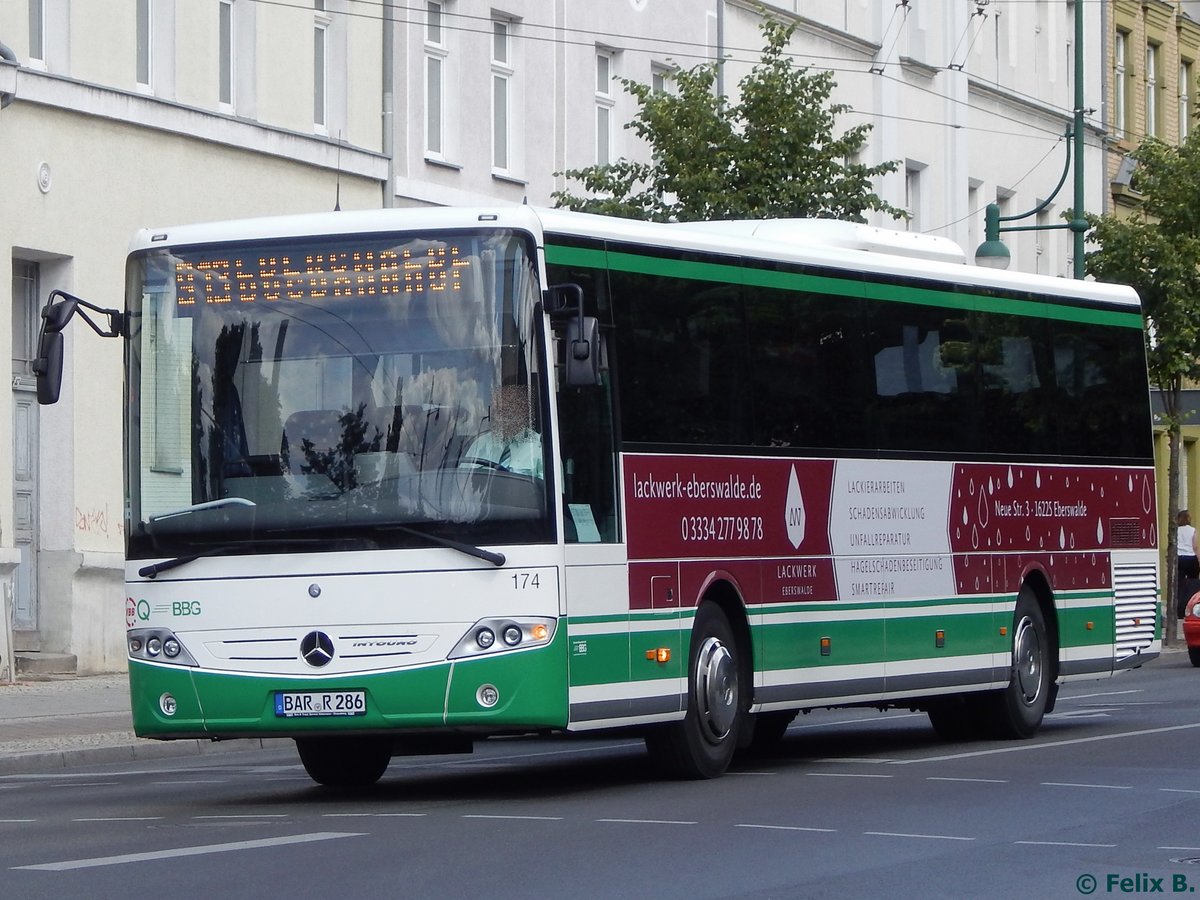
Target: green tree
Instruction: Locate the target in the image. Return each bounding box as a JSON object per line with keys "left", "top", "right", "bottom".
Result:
{"left": 1085, "top": 136, "right": 1200, "bottom": 643}
{"left": 553, "top": 19, "right": 905, "bottom": 223}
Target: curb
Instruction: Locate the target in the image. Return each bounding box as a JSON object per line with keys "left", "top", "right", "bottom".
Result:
{"left": 0, "top": 737, "right": 275, "bottom": 777}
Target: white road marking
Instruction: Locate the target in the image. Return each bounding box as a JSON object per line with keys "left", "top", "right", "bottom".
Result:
{"left": 13, "top": 832, "right": 365, "bottom": 871}
{"left": 736, "top": 824, "right": 837, "bottom": 833}
{"left": 927, "top": 777, "right": 1008, "bottom": 784}
{"left": 322, "top": 812, "right": 426, "bottom": 818}
{"left": 807, "top": 772, "right": 893, "bottom": 779}
{"left": 1042, "top": 782, "right": 1131, "bottom": 790}
{"left": 462, "top": 815, "right": 564, "bottom": 821}
{"left": 151, "top": 780, "right": 227, "bottom": 785}
{"left": 1014, "top": 841, "right": 1116, "bottom": 848}
{"left": 73, "top": 817, "right": 163, "bottom": 823}
{"left": 597, "top": 818, "right": 696, "bottom": 825}
{"left": 890, "top": 722, "right": 1200, "bottom": 764}
{"left": 865, "top": 831, "right": 974, "bottom": 842}
{"left": 192, "top": 814, "right": 289, "bottom": 819}
{"left": 1057, "top": 689, "right": 1142, "bottom": 701}
{"left": 1160, "top": 788, "right": 1200, "bottom": 795}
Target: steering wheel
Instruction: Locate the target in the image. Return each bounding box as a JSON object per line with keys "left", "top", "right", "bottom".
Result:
{"left": 461, "top": 456, "right": 507, "bottom": 471}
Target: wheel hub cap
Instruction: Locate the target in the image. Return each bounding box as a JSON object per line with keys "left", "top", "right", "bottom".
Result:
{"left": 695, "top": 636, "right": 738, "bottom": 741}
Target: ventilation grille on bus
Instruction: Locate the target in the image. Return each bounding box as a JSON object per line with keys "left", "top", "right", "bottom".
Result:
{"left": 1112, "top": 563, "right": 1158, "bottom": 658}
{"left": 1109, "top": 519, "right": 1141, "bottom": 548}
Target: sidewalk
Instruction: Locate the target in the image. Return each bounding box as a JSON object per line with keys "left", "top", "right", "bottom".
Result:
{"left": 0, "top": 672, "right": 270, "bottom": 776}
{"left": 1, "top": 643, "right": 1189, "bottom": 777}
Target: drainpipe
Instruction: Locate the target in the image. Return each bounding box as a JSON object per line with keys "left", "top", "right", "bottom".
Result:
{"left": 0, "top": 40, "right": 17, "bottom": 109}
{"left": 381, "top": 1, "right": 395, "bottom": 208}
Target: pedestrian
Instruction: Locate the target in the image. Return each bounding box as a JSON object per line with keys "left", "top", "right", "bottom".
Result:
{"left": 1177, "top": 510, "right": 1199, "bottom": 618}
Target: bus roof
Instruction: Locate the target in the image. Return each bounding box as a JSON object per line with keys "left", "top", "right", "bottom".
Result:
{"left": 129, "top": 205, "right": 1141, "bottom": 312}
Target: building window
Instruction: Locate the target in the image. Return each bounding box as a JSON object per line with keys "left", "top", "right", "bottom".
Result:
{"left": 492, "top": 19, "right": 511, "bottom": 171}
{"left": 11, "top": 262, "right": 38, "bottom": 373}
{"left": 1114, "top": 30, "right": 1129, "bottom": 140}
{"left": 28, "top": 0, "right": 44, "bottom": 63}
{"left": 425, "top": 2, "right": 447, "bottom": 157}
{"left": 595, "top": 50, "right": 614, "bottom": 166}
{"left": 904, "top": 163, "right": 923, "bottom": 233}
{"left": 1181, "top": 61, "right": 1193, "bottom": 142}
{"left": 314, "top": 3, "right": 329, "bottom": 130}
{"left": 219, "top": 0, "right": 234, "bottom": 109}
{"left": 1146, "top": 43, "right": 1160, "bottom": 139}
{"left": 651, "top": 64, "right": 669, "bottom": 94}
{"left": 137, "top": 0, "right": 152, "bottom": 88}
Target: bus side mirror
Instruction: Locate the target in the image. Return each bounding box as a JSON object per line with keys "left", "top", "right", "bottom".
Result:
{"left": 32, "top": 330, "right": 64, "bottom": 405}
{"left": 545, "top": 283, "right": 600, "bottom": 387}
{"left": 565, "top": 315, "right": 600, "bottom": 387}
{"left": 31, "top": 291, "right": 123, "bottom": 406}
{"left": 31, "top": 296, "right": 77, "bottom": 406}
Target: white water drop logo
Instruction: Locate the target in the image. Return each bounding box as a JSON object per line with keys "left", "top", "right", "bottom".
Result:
{"left": 785, "top": 465, "right": 806, "bottom": 549}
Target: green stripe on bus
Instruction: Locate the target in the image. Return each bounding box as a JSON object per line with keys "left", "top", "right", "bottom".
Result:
{"left": 545, "top": 242, "right": 1143, "bottom": 329}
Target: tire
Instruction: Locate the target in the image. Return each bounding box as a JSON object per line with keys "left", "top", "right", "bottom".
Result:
{"left": 983, "top": 589, "right": 1051, "bottom": 739}
{"left": 1189, "top": 647, "right": 1200, "bottom": 668}
{"left": 645, "top": 603, "right": 742, "bottom": 779}
{"left": 295, "top": 736, "right": 392, "bottom": 787}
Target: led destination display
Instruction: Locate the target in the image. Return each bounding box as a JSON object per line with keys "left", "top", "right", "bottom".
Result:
{"left": 173, "top": 242, "right": 473, "bottom": 306}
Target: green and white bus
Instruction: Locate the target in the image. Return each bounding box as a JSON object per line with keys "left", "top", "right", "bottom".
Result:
{"left": 35, "top": 206, "right": 1159, "bottom": 786}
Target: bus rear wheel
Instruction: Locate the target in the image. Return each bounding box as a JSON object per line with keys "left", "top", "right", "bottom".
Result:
{"left": 983, "top": 590, "right": 1051, "bottom": 739}
{"left": 295, "top": 736, "right": 392, "bottom": 787}
{"left": 645, "top": 603, "right": 741, "bottom": 779}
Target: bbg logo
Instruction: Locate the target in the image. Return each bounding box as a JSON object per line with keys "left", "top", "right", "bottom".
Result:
{"left": 172, "top": 601, "right": 202, "bottom": 617}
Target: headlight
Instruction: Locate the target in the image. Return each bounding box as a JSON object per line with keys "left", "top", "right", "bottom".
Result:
{"left": 127, "top": 628, "right": 198, "bottom": 667}
{"left": 448, "top": 617, "right": 556, "bottom": 660}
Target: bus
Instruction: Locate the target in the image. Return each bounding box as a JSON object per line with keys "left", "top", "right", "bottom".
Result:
{"left": 33, "top": 206, "right": 1160, "bottom": 786}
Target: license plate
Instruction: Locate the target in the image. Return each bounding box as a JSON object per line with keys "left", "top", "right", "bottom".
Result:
{"left": 274, "top": 690, "right": 367, "bottom": 718}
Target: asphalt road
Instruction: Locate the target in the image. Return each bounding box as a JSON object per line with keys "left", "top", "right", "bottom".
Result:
{"left": 3, "top": 652, "right": 1199, "bottom": 900}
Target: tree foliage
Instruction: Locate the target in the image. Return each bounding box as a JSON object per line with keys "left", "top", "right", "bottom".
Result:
{"left": 1085, "top": 139, "right": 1200, "bottom": 394}
{"left": 1085, "top": 135, "right": 1200, "bottom": 641}
{"left": 553, "top": 19, "right": 905, "bottom": 223}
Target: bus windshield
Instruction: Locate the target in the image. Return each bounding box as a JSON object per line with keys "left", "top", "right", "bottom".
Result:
{"left": 125, "top": 228, "right": 551, "bottom": 560}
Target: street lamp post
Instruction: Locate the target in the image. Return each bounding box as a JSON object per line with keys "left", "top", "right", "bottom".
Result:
{"left": 975, "top": 2, "right": 1087, "bottom": 279}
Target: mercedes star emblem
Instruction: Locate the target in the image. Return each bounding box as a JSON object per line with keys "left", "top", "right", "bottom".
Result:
{"left": 299, "top": 631, "right": 335, "bottom": 667}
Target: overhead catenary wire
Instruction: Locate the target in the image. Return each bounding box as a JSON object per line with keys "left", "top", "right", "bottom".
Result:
{"left": 242, "top": 0, "right": 1102, "bottom": 142}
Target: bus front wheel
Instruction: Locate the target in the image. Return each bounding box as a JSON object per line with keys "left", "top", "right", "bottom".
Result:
{"left": 645, "top": 603, "right": 741, "bottom": 779}
{"left": 295, "top": 736, "right": 392, "bottom": 787}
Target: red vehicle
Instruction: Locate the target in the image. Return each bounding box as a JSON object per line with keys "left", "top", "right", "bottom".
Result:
{"left": 1184, "top": 593, "right": 1200, "bottom": 666}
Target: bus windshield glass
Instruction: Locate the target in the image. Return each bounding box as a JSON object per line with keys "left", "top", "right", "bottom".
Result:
{"left": 125, "top": 229, "right": 551, "bottom": 560}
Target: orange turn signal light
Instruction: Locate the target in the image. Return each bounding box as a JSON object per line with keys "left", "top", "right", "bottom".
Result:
{"left": 646, "top": 648, "right": 671, "bottom": 664}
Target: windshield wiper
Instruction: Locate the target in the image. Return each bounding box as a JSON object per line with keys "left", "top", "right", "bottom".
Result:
{"left": 148, "top": 497, "right": 256, "bottom": 522}
{"left": 381, "top": 523, "right": 506, "bottom": 567}
{"left": 138, "top": 545, "right": 236, "bottom": 579}
{"left": 137, "top": 536, "right": 378, "bottom": 580}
